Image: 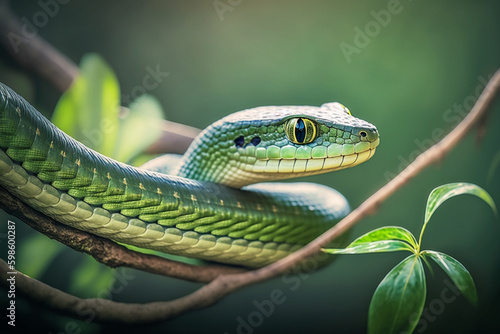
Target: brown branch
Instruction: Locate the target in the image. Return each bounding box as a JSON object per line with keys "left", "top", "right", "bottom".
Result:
{"left": 0, "top": 0, "right": 200, "bottom": 154}
{"left": 144, "top": 120, "right": 201, "bottom": 155}
{"left": 2, "top": 69, "right": 499, "bottom": 323}
{"left": 0, "top": 185, "right": 245, "bottom": 283}
{"left": 0, "top": 257, "right": 232, "bottom": 323}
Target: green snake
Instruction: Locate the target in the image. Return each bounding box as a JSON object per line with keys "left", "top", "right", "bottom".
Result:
{"left": 0, "top": 82, "right": 379, "bottom": 267}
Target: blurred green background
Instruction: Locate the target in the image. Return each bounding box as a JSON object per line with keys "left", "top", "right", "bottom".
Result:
{"left": 1, "top": 0, "right": 499, "bottom": 333}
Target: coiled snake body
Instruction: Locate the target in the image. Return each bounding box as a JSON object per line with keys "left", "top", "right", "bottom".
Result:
{"left": 0, "top": 83, "right": 379, "bottom": 267}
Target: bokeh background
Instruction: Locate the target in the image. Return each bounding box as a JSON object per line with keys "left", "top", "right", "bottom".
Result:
{"left": 1, "top": 1, "right": 499, "bottom": 333}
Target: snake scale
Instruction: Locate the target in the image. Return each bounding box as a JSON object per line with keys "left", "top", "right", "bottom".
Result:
{"left": 0, "top": 82, "right": 379, "bottom": 267}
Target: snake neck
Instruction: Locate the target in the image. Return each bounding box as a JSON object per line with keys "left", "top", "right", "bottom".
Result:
{"left": 172, "top": 122, "right": 284, "bottom": 188}
{"left": 173, "top": 123, "right": 237, "bottom": 184}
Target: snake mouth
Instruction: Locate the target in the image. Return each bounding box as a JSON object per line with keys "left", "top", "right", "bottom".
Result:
{"left": 221, "top": 137, "right": 380, "bottom": 187}
{"left": 250, "top": 148, "right": 377, "bottom": 174}
{"left": 246, "top": 137, "right": 379, "bottom": 174}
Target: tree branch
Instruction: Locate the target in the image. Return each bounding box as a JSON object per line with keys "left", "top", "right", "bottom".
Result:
{"left": 0, "top": 257, "right": 237, "bottom": 323}
{"left": 144, "top": 120, "right": 200, "bottom": 155}
{"left": 2, "top": 68, "right": 498, "bottom": 323}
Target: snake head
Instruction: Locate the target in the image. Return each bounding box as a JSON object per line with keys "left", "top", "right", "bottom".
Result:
{"left": 176, "top": 102, "right": 379, "bottom": 188}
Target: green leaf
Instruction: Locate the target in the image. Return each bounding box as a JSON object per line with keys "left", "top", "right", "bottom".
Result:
{"left": 323, "top": 240, "right": 414, "bottom": 255}
{"left": 52, "top": 53, "right": 120, "bottom": 156}
{"left": 420, "top": 183, "right": 497, "bottom": 246}
{"left": 69, "top": 256, "right": 115, "bottom": 297}
{"left": 16, "top": 234, "right": 66, "bottom": 278}
{"left": 424, "top": 250, "right": 478, "bottom": 306}
{"left": 112, "top": 95, "right": 164, "bottom": 164}
{"left": 368, "top": 255, "right": 426, "bottom": 334}
{"left": 425, "top": 182, "right": 497, "bottom": 224}
{"left": 348, "top": 226, "right": 418, "bottom": 249}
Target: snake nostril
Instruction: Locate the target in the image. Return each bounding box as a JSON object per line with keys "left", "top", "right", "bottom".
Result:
{"left": 234, "top": 136, "right": 245, "bottom": 148}
{"left": 358, "top": 129, "right": 379, "bottom": 142}
{"left": 251, "top": 136, "right": 261, "bottom": 146}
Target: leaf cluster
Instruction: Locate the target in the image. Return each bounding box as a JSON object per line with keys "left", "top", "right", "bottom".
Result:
{"left": 324, "top": 183, "right": 497, "bottom": 334}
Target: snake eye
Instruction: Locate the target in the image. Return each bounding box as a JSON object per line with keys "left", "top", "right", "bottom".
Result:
{"left": 284, "top": 117, "right": 317, "bottom": 144}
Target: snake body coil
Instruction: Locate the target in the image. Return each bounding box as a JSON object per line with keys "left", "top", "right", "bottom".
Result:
{"left": 0, "top": 82, "right": 379, "bottom": 267}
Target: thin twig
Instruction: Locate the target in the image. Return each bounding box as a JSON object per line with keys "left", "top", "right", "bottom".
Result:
{"left": 1, "top": 69, "right": 498, "bottom": 323}
{"left": 0, "top": 185, "right": 246, "bottom": 283}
